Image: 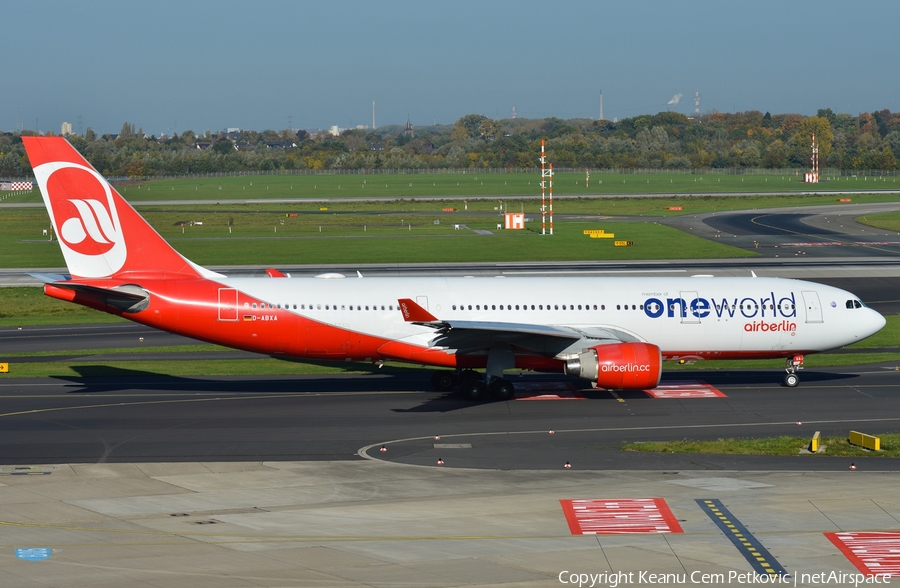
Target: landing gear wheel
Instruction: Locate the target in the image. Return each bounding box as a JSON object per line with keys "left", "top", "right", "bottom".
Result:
{"left": 784, "top": 373, "right": 799, "bottom": 387}
{"left": 461, "top": 381, "right": 487, "bottom": 401}
{"left": 489, "top": 378, "right": 515, "bottom": 401}
{"left": 431, "top": 371, "right": 457, "bottom": 392}
{"left": 459, "top": 369, "right": 479, "bottom": 384}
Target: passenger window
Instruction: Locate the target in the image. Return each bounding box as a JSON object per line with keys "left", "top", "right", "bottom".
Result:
{"left": 243, "top": 302, "right": 249, "bottom": 308}
{"left": 601, "top": 305, "right": 605, "bottom": 310}
{"left": 252, "top": 303, "right": 257, "bottom": 309}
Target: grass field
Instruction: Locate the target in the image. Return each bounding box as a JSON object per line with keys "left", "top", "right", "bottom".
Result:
{"left": 1, "top": 205, "right": 756, "bottom": 268}
{"left": 4, "top": 170, "right": 899, "bottom": 207}
{"left": 623, "top": 434, "right": 900, "bottom": 457}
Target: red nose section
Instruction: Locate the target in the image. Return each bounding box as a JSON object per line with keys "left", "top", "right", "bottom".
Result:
{"left": 594, "top": 342, "right": 662, "bottom": 390}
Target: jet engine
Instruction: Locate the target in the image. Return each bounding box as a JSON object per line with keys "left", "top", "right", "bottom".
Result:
{"left": 563, "top": 342, "right": 662, "bottom": 390}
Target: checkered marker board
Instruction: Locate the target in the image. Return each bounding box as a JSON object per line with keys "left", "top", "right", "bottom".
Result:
{"left": 0, "top": 181, "right": 32, "bottom": 191}
{"left": 560, "top": 498, "right": 684, "bottom": 535}
{"left": 645, "top": 380, "right": 726, "bottom": 398}
{"left": 826, "top": 532, "right": 900, "bottom": 576}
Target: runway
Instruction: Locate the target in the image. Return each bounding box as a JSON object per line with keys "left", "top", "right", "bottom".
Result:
{"left": 1, "top": 363, "right": 899, "bottom": 468}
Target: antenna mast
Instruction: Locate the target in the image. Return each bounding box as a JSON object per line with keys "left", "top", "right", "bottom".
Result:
{"left": 540, "top": 140, "right": 547, "bottom": 235}
{"left": 805, "top": 133, "right": 819, "bottom": 183}
{"left": 694, "top": 91, "right": 700, "bottom": 119}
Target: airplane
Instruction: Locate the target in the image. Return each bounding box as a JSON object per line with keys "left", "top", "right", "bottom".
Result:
{"left": 21, "top": 136, "right": 886, "bottom": 399}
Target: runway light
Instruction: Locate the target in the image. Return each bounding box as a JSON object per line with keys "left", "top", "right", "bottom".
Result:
{"left": 437, "top": 458, "right": 444, "bottom": 466}
{"left": 564, "top": 461, "right": 572, "bottom": 469}
{"left": 434, "top": 435, "right": 440, "bottom": 440}
{"left": 139, "top": 337, "right": 144, "bottom": 342}
{"left": 379, "top": 445, "right": 386, "bottom": 453}
{"left": 549, "top": 430, "right": 555, "bottom": 435}
{"left": 797, "top": 421, "right": 802, "bottom": 425}
{"left": 849, "top": 463, "right": 857, "bottom": 471}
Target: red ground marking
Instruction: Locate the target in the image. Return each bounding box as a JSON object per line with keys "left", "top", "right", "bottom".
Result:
{"left": 644, "top": 380, "right": 726, "bottom": 399}
{"left": 515, "top": 381, "right": 584, "bottom": 400}
{"left": 826, "top": 532, "right": 900, "bottom": 576}
{"left": 559, "top": 498, "right": 684, "bottom": 535}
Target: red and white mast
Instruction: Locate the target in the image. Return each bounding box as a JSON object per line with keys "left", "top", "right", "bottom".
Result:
{"left": 805, "top": 133, "right": 819, "bottom": 183}
{"left": 548, "top": 163, "right": 554, "bottom": 235}
{"left": 540, "top": 140, "right": 547, "bottom": 235}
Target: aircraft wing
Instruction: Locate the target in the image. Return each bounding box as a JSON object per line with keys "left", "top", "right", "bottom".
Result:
{"left": 397, "top": 298, "right": 624, "bottom": 356}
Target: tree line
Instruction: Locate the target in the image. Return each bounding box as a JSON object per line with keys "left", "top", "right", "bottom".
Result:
{"left": 1, "top": 108, "right": 897, "bottom": 179}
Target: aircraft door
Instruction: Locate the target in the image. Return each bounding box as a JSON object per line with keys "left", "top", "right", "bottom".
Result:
{"left": 680, "top": 291, "right": 700, "bottom": 324}
{"left": 218, "top": 288, "right": 238, "bottom": 321}
{"left": 801, "top": 291, "right": 823, "bottom": 323}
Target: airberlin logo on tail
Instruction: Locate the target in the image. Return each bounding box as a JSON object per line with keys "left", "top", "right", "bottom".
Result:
{"left": 33, "top": 161, "right": 127, "bottom": 277}
{"left": 60, "top": 199, "right": 119, "bottom": 253}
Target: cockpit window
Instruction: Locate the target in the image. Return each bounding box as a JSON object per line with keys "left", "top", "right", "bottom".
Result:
{"left": 846, "top": 300, "right": 854, "bottom": 309}
{"left": 847, "top": 299, "right": 864, "bottom": 309}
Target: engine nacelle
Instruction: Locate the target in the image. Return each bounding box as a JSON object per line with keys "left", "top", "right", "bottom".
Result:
{"left": 563, "top": 342, "right": 662, "bottom": 390}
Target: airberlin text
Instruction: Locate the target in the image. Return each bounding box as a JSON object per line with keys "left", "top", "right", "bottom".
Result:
{"left": 601, "top": 363, "right": 650, "bottom": 373}
{"left": 558, "top": 569, "right": 890, "bottom": 586}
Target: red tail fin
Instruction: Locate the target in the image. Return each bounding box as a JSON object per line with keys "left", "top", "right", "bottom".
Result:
{"left": 23, "top": 137, "right": 216, "bottom": 280}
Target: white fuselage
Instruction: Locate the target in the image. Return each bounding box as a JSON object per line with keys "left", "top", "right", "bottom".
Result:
{"left": 218, "top": 274, "right": 884, "bottom": 361}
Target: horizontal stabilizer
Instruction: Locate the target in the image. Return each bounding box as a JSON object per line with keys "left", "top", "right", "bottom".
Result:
{"left": 28, "top": 273, "right": 71, "bottom": 283}
{"left": 44, "top": 282, "right": 150, "bottom": 313}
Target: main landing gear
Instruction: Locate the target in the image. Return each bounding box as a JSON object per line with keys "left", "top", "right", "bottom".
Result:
{"left": 430, "top": 369, "right": 516, "bottom": 402}
{"left": 783, "top": 354, "right": 804, "bottom": 387}
{"left": 432, "top": 346, "right": 517, "bottom": 401}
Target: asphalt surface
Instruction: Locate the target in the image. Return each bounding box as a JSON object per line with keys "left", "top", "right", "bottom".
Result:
{"left": 1, "top": 365, "right": 899, "bottom": 468}
{"left": 2, "top": 202, "right": 900, "bottom": 468}
{"left": 661, "top": 201, "right": 900, "bottom": 258}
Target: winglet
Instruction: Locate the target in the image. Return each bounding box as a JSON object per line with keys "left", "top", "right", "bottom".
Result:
{"left": 398, "top": 298, "right": 439, "bottom": 322}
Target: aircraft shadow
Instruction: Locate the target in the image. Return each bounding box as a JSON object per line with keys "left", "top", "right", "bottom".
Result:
{"left": 54, "top": 365, "right": 430, "bottom": 395}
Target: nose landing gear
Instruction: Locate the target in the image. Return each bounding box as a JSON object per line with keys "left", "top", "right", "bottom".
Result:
{"left": 783, "top": 354, "right": 804, "bottom": 387}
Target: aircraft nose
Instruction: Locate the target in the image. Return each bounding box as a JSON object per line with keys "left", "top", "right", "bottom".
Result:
{"left": 866, "top": 308, "right": 886, "bottom": 338}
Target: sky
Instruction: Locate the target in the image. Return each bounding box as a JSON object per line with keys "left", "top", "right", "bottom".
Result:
{"left": 3, "top": 0, "right": 898, "bottom": 136}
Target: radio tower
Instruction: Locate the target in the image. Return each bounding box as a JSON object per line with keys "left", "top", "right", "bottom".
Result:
{"left": 599, "top": 90, "right": 604, "bottom": 121}
{"left": 805, "top": 133, "right": 819, "bottom": 183}
{"left": 694, "top": 91, "right": 700, "bottom": 119}
{"left": 540, "top": 140, "right": 553, "bottom": 235}
{"left": 511, "top": 105, "right": 516, "bottom": 119}
{"left": 548, "top": 162, "right": 554, "bottom": 235}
